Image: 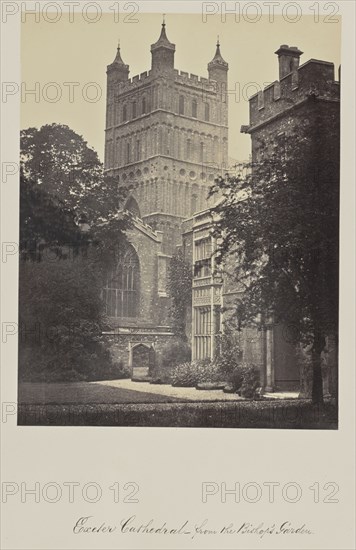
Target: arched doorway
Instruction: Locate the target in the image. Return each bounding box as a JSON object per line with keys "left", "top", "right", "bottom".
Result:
{"left": 131, "top": 343, "right": 155, "bottom": 378}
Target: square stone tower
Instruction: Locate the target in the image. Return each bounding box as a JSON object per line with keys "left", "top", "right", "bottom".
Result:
{"left": 104, "top": 22, "right": 229, "bottom": 255}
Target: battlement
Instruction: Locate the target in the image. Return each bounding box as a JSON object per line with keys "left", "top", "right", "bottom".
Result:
{"left": 248, "top": 59, "right": 340, "bottom": 128}
{"left": 116, "top": 70, "right": 153, "bottom": 93}
{"left": 115, "top": 67, "right": 217, "bottom": 95}
{"left": 173, "top": 69, "right": 216, "bottom": 92}
{"left": 115, "top": 69, "right": 217, "bottom": 94}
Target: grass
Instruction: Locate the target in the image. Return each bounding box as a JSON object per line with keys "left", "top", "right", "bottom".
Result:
{"left": 18, "top": 381, "right": 184, "bottom": 405}
{"left": 18, "top": 399, "right": 338, "bottom": 429}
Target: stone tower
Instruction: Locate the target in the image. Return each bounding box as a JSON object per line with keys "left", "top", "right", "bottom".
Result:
{"left": 104, "top": 23, "right": 229, "bottom": 254}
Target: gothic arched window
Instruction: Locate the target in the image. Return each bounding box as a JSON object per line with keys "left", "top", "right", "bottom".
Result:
{"left": 204, "top": 102, "right": 210, "bottom": 121}
{"left": 125, "top": 196, "right": 141, "bottom": 218}
{"left": 132, "top": 101, "right": 137, "bottom": 118}
{"left": 191, "top": 194, "right": 198, "bottom": 213}
{"left": 142, "top": 96, "right": 147, "bottom": 114}
{"left": 192, "top": 99, "right": 197, "bottom": 118}
{"left": 136, "top": 139, "right": 141, "bottom": 161}
{"left": 104, "top": 245, "right": 140, "bottom": 318}
{"left": 200, "top": 142, "right": 204, "bottom": 163}
{"left": 122, "top": 104, "right": 127, "bottom": 122}
{"left": 179, "top": 95, "right": 185, "bottom": 115}
{"left": 186, "top": 138, "right": 191, "bottom": 159}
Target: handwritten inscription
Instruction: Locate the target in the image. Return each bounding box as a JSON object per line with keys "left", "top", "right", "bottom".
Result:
{"left": 72, "top": 516, "right": 313, "bottom": 539}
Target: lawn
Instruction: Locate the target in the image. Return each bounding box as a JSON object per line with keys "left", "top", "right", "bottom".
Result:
{"left": 18, "top": 381, "right": 184, "bottom": 405}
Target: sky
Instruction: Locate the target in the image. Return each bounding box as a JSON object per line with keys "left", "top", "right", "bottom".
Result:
{"left": 21, "top": 11, "right": 341, "bottom": 162}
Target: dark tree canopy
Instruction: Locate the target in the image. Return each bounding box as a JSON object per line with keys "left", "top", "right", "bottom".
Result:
{"left": 20, "top": 123, "right": 131, "bottom": 267}
{"left": 211, "top": 119, "right": 339, "bottom": 404}
{"left": 19, "top": 123, "right": 132, "bottom": 381}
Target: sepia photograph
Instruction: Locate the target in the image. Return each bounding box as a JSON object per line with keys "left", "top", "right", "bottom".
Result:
{"left": 16, "top": 7, "right": 340, "bottom": 428}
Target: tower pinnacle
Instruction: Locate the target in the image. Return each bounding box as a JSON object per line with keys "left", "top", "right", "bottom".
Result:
{"left": 208, "top": 37, "right": 228, "bottom": 82}
{"left": 151, "top": 19, "right": 176, "bottom": 72}
{"left": 107, "top": 40, "right": 129, "bottom": 79}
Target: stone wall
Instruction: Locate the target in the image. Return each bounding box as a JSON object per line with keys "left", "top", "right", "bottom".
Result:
{"left": 103, "top": 331, "right": 176, "bottom": 371}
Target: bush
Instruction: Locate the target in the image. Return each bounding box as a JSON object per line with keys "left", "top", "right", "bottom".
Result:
{"left": 239, "top": 364, "right": 261, "bottom": 398}
{"left": 160, "top": 338, "right": 191, "bottom": 369}
{"left": 151, "top": 338, "right": 192, "bottom": 383}
{"left": 171, "top": 359, "right": 224, "bottom": 387}
{"left": 229, "top": 367, "right": 244, "bottom": 392}
{"left": 18, "top": 254, "right": 117, "bottom": 383}
{"left": 18, "top": 341, "right": 131, "bottom": 383}
{"left": 215, "top": 331, "right": 242, "bottom": 375}
{"left": 227, "top": 364, "right": 260, "bottom": 397}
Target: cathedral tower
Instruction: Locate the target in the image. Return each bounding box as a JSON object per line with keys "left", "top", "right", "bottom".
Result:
{"left": 104, "top": 23, "right": 229, "bottom": 255}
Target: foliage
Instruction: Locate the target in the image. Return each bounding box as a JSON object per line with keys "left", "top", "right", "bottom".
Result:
{"left": 229, "top": 367, "right": 244, "bottom": 392}
{"left": 159, "top": 338, "right": 192, "bottom": 369}
{"left": 210, "top": 111, "right": 339, "bottom": 404}
{"left": 18, "top": 254, "right": 121, "bottom": 382}
{"left": 20, "top": 172, "right": 85, "bottom": 260}
{"left": 20, "top": 123, "right": 131, "bottom": 268}
{"left": 227, "top": 364, "right": 260, "bottom": 398}
{"left": 214, "top": 327, "right": 242, "bottom": 375}
{"left": 171, "top": 359, "right": 223, "bottom": 387}
{"left": 19, "top": 123, "right": 133, "bottom": 381}
{"left": 151, "top": 338, "right": 192, "bottom": 383}
{"left": 239, "top": 365, "right": 261, "bottom": 398}
{"left": 167, "top": 250, "right": 192, "bottom": 339}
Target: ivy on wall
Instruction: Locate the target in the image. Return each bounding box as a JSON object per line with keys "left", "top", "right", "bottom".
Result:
{"left": 167, "top": 250, "right": 192, "bottom": 340}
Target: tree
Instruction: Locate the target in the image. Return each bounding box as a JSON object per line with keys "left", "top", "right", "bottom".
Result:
{"left": 19, "top": 124, "right": 131, "bottom": 380}
{"left": 20, "top": 170, "right": 86, "bottom": 261}
{"left": 21, "top": 123, "right": 103, "bottom": 211}
{"left": 210, "top": 118, "right": 339, "bottom": 405}
{"left": 20, "top": 123, "right": 130, "bottom": 267}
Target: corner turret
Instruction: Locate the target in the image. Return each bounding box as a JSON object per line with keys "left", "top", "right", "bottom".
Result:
{"left": 208, "top": 38, "right": 228, "bottom": 83}
{"left": 151, "top": 19, "right": 175, "bottom": 73}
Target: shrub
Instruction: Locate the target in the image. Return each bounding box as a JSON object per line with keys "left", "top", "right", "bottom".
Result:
{"left": 227, "top": 364, "right": 260, "bottom": 397}
{"left": 151, "top": 338, "right": 192, "bottom": 383}
{"left": 215, "top": 331, "right": 242, "bottom": 375}
{"left": 239, "top": 364, "right": 261, "bottom": 398}
{"left": 171, "top": 359, "right": 225, "bottom": 387}
{"left": 171, "top": 362, "right": 197, "bottom": 387}
{"left": 229, "top": 367, "right": 244, "bottom": 392}
{"left": 18, "top": 254, "right": 116, "bottom": 383}
{"left": 159, "top": 338, "right": 191, "bottom": 369}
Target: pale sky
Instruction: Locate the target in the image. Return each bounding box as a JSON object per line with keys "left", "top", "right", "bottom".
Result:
{"left": 21, "top": 12, "right": 341, "bottom": 162}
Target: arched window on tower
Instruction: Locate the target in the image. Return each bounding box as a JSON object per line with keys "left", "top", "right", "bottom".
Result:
{"left": 136, "top": 140, "right": 141, "bottom": 161}
{"left": 192, "top": 99, "right": 197, "bottom": 118}
{"left": 132, "top": 101, "right": 137, "bottom": 118}
{"left": 200, "top": 142, "right": 204, "bottom": 163}
{"left": 126, "top": 141, "right": 131, "bottom": 163}
{"left": 204, "top": 102, "right": 210, "bottom": 122}
{"left": 179, "top": 95, "right": 185, "bottom": 115}
{"left": 103, "top": 245, "right": 140, "bottom": 318}
{"left": 186, "top": 138, "right": 191, "bottom": 159}
{"left": 142, "top": 96, "right": 147, "bottom": 114}
{"left": 125, "top": 196, "right": 141, "bottom": 218}
{"left": 123, "top": 104, "right": 127, "bottom": 122}
{"left": 191, "top": 194, "right": 198, "bottom": 214}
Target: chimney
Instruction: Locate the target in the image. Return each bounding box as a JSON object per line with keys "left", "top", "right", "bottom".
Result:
{"left": 275, "top": 45, "right": 303, "bottom": 80}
